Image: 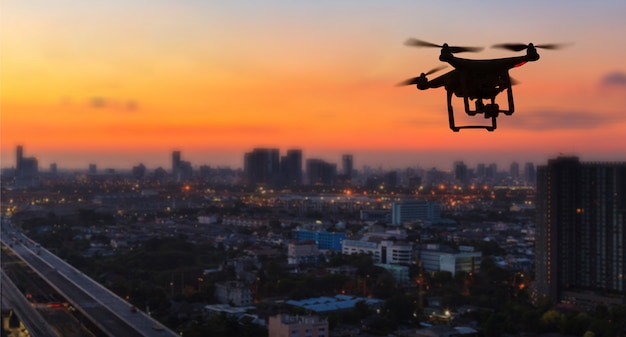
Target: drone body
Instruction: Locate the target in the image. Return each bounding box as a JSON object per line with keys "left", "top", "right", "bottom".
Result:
{"left": 401, "top": 39, "right": 565, "bottom": 131}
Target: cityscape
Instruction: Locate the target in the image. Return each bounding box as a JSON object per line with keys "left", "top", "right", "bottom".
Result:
{"left": 2, "top": 1, "right": 626, "bottom": 337}
{"left": 1, "top": 145, "right": 625, "bottom": 337}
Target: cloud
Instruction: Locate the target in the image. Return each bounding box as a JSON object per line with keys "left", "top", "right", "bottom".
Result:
{"left": 89, "top": 96, "right": 138, "bottom": 111}
{"left": 600, "top": 71, "right": 626, "bottom": 87}
{"left": 504, "top": 110, "right": 622, "bottom": 131}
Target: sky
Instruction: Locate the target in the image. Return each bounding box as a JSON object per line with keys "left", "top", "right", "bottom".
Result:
{"left": 2, "top": 1, "right": 625, "bottom": 171}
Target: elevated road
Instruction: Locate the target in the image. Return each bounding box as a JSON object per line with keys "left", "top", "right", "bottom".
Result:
{"left": 1, "top": 220, "right": 178, "bottom": 337}
{"left": 1, "top": 269, "right": 58, "bottom": 337}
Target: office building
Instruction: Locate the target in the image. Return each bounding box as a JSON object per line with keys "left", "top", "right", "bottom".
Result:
{"left": 535, "top": 157, "right": 625, "bottom": 308}
{"left": 391, "top": 200, "right": 441, "bottom": 225}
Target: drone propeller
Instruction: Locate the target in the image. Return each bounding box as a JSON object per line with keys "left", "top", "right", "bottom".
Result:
{"left": 491, "top": 42, "right": 570, "bottom": 51}
{"left": 397, "top": 65, "right": 447, "bottom": 86}
{"left": 405, "top": 38, "right": 484, "bottom": 53}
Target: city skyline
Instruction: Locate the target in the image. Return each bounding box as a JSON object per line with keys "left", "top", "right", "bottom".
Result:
{"left": 2, "top": 2, "right": 626, "bottom": 170}
{"left": 3, "top": 144, "right": 623, "bottom": 173}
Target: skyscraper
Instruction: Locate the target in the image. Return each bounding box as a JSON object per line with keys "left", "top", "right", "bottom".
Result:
{"left": 535, "top": 157, "right": 626, "bottom": 308}
{"left": 342, "top": 154, "right": 353, "bottom": 178}
{"left": 280, "top": 149, "right": 303, "bottom": 187}
{"left": 172, "top": 151, "right": 181, "bottom": 177}
{"left": 244, "top": 148, "right": 280, "bottom": 187}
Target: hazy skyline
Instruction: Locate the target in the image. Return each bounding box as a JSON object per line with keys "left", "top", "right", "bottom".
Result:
{"left": 2, "top": 1, "right": 625, "bottom": 170}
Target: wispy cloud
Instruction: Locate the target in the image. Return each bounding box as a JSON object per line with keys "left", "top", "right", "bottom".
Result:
{"left": 505, "top": 110, "right": 622, "bottom": 131}
{"left": 89, "top": 96, "right": 138, "bottom": 111}
{"left": 600, "top": 71, "right": 626, "bottom": 88}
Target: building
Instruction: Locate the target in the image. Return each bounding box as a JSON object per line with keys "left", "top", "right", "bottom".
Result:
{"left": 391, "top": 200, "right": 441, "bottom": 225}
{"left": 291, "top": 229, "right": 345, "bottom": 251}
{"left": 306, "top": 159, "right": 337, "bottom": 186}
{"left": 215, "top": 281, "right": 253, "bottom": 307}
{"left": 524, "top": 162, "right": 536, "bottom": 185}
{"left": 280, "top": 149, "right": 303, "bottom": 187}
{"left": 454, "top": 161, "right": 469, "bottom": 184}
{"left": 416, "top": 244, "right": 481, "bottom": 277}
{"left": 287, "top": 240, "right": 319, "bottom": 265}
{"left": 535, "top": 157, "right": 626, "bottom": 308}
{"left": 342, "top": 238, "right": 413, "bottom": 265}
{"left": 244, "top": 148, "right": 280, "bottom": 187}
{"left": 14, "top": 146, "right": 39, "bottom": 188}
{"left": 268, "top": 314, "right": 328, "bottom": 337}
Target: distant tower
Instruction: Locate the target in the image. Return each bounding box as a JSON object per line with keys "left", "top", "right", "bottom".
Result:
{"left": 524, "top": 162, "right": 536, "bottom": 185}
{"left": 454, "top": 161, "right": 468, "bottom": 184}
{"left": 280, "top": 149, "right": 303, "bottom": 187}
{"left": 342, "top": 154, "right": 353, "bottom": 178}
{"left": 510, "top": 162, "right": 520, "bottom": 178}
{"left": 244, "top": 148, "right": 280, "bottom": 187}
{"left": 16, "top": 145, "right": 23, "bottom": 175}
{"left": 172, "top": 151, "right": 181, "bottom": 177}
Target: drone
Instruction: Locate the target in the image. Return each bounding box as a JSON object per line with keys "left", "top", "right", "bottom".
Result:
{"left": 400, "top": 38, "right": 567, "bottom": 132}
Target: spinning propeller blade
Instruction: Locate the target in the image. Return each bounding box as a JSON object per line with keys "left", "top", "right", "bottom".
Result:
{"left": 397, "top": 65, "right": 447, "bottom": 86}
{"left": 405, "top": 38, "right": 483, "bottom": 53}
{"left": 492, "top": 42, "right": 571, "bottom": 51}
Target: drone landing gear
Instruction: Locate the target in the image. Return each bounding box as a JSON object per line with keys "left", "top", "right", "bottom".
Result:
{"left": 447, "top": 91, "right": 497, "bottom": 132}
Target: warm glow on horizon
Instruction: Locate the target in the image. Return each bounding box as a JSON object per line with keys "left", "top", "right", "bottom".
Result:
{"left": 2, "top": 1, "right": 625, "bottom": 169}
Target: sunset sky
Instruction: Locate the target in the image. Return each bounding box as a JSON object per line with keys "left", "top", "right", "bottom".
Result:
{"left": 2, "top": 1, "right": 625, "bottom": 171}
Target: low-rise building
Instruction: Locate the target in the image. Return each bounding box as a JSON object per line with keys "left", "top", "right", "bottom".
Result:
{"left": 416, "top": 244, "right": 481, "bottom": 276}
{"left": 268, "top": 314, "right": 328, "bottom": 337}
{"left": 215, "top": 281, "right": 252, "bottom": 307}
{"left": 287, "top": 240, "right": 319, "bottom": 265}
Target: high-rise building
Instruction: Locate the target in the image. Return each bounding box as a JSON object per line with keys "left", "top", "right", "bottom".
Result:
{"left": 454, "top": 161, "right": 468, "bottom": 184}
{"left": 510, "top": 161, "right": 520, "bottom": 178}
{"left": 306, "top": 159, "right": 336, "bottom": 186}
{"left": 280, "top": 149, "right": 303, "bottom": 187}
{"left": 172, "top": 151, "right": 181, "bottom": 177}
{"left": 535, "top": 157, "right": 626, "bottom": 308}
{"left": 14, "top": 146, "right": 39, "bottom": 188}
{"left": 16, "top": 145, "right": 23, "bottom": 173}
{"left": 342, "top": 154, "right": 353, "bottom": 178}
{"left": 244, "top": 148, "right": 280, "bottom": 187}
{"left": 524, "top": 162, "right": 536, "bottom": 185}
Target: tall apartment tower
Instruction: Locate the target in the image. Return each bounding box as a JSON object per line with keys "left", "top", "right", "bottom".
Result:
{"left": 280, "top": 149, "right": 303, "bottom": 187}
{"left": 524, "top": 162, "right": 536, "bottom": 185}
{"left": 244, "top": 148, "right": 280, "bottom": 187}
{"left": 342, "top": 154, "right": 353, "bottom": 178}
{"left": 172, "top": 151, "right": 181, "bottom": 177}
{"left": 535, "top": 157, "right": 626, "bottom": 308}
{"left": 16, "top": 145, "right": 23, "bottom": 174}
{"left": 454, "top": 161, "right": 468, "bottom": 184}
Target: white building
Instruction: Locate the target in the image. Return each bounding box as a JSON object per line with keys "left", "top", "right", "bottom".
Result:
{"left": 287, "top": 240, "right": 319, "bottom": 265}
{"left": 342, "top": 238, "right": 413, "bottom": 265}
{"left": 417, "top": 244, "right": 481, "bottom": 276}
{"left": 215, "top": 281, "right": 253, "bottom": 307}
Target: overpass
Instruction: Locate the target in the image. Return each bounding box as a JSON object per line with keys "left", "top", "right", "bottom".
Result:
{"left": 1, "top": 220, "right": 179, "bottom": 337}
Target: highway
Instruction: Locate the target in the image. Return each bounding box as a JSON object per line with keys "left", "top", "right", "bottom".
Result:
{"left": 1, "top": 220, "right": 178, "bottom": 337}
{"left": 1, "top": 269, "right": 58, "bottom": 337}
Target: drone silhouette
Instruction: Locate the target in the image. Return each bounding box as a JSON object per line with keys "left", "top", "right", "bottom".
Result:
{"left": 400, "top": 38, "right": 568, "bottom": 132}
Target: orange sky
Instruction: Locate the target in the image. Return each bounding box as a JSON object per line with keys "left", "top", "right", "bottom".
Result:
{"left": 2, "top": 1, "right": 625, "bottom": 170}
